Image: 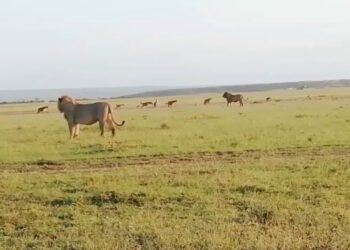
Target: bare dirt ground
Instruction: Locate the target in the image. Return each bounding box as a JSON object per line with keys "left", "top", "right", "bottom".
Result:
{"left": 2, "top": 144, "right": 349, "bottom": 173}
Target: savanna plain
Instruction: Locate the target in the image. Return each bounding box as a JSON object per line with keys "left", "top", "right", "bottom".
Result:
{"left": 0, "top": 88, "right": 349, "bottom": 249}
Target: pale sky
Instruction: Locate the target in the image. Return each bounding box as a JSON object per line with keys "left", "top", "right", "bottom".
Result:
{"left": 0, "top": 0, "right": 349, "bottom": 90}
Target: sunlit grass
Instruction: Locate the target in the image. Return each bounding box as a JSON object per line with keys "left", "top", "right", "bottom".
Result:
{"left": 0, "top": 154, "right": 349, "bottom": 249}
{"left": 1, "top": 88, "right": 350, "bottom": 163}
{"left": 0, "top": 88, "right": 350, "bottom": 249}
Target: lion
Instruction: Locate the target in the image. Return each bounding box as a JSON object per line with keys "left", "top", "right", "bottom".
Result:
{"left": 57, "top": 96, "right": 125, "bottom": 138}
{"left": 37, "top": 106, "right": 49, "bottom": 113}
{"left": 140, "top": 101, "right": 153, "bottom": 108}
{"left": 203, "top": 98, "right": 212, "bottom": 105}
{"left": 222, "top": 92, "right": 243, "bottom": 106}
{"left": 166, "top": 100, "right": 177, "bottom": 107}
{"left": 115, "top": 104, "right": 125, "bottom": 109}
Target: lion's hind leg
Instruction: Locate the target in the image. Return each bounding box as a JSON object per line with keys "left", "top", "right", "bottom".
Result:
{"left": 99, "top": 122, "right": 105, "bottom": 136}
{"left": 107, "top": 120, "right": 115, "bottom": 136}
{"left": 106, "top": 114, "right": 116, "bottom": 137}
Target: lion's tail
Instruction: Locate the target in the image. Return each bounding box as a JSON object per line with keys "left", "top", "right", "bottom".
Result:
{"left": 114, "top": 120, "right": 125, "bottom": 126}
{"left": 108, "top": 105, "right": 125, "bottom": 127}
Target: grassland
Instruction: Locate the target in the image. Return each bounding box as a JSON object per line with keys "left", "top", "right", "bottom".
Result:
{"left": 0, "top": 88, "right": 349, "bottom": 249}
{"left": 1, "top": 87, "right": 350, "bottom": 163}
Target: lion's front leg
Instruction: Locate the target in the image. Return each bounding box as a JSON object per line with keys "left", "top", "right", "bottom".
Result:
{"left": 67, "top": 123, "right": 80, "bottom": 139}
{"left": 74, "top": 124, "right": 80, "bottom": 138}
{"left": 68, "top": 123, "right": 75, "bottom": 139}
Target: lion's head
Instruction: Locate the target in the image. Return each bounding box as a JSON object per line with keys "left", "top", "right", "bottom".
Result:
{"left": 57, "top": 96, "right": 76, "bottom": 113}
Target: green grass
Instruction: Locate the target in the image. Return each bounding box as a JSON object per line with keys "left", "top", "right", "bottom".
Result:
{"left": 1, "top": 153, "right": 349, "bottom": 249}
{"left": 0, "top": 88, "right": 350, "bottom": 249}
{"left": 1, "top": 88, "right": 350, "bottom": 163}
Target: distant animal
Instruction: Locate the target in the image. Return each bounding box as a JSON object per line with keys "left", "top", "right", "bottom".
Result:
{"left": 204, "top": 98, "right": 212, "bottom": 105}
{"left": 140, "top": 101, "right": 153, "bottom": 108}
{"left": 166, "top": 100, "right": 177, "bottom": 107}
{"left": 57, "top": 96, "right": 125, "bottom": 138}
{"left": 266, "top": 97, "right": 271, "bottom": 101}
{"left": 306, "top": 95, "right": 312, "bottom": 100}
{"left": 154, "top": 99, "right": 159, "bottom": 108}
{"left": 222, "top": 92, "right": 243, "bottom": 106}
{"left": 115, "top": 104, "right": 125, "bottom": 109}
{"left": 37, "top": 106, "right": 48, "bottom": 113}
{"left": 297, "top": 85, "right": 305, "bottom": 90}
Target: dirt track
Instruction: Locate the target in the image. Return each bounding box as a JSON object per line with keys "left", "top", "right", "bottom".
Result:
{"left": 1, "top": 145, "right": 349, "bottom": 174}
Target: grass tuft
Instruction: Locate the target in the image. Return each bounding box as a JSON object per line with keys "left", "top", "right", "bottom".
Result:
{"left": 89, "top": 191, "right": 146, "bottom": 207}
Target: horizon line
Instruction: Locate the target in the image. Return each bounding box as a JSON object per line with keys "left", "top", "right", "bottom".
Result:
{"left": 1, "top": 78, "right": 348, "bottom": 91}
